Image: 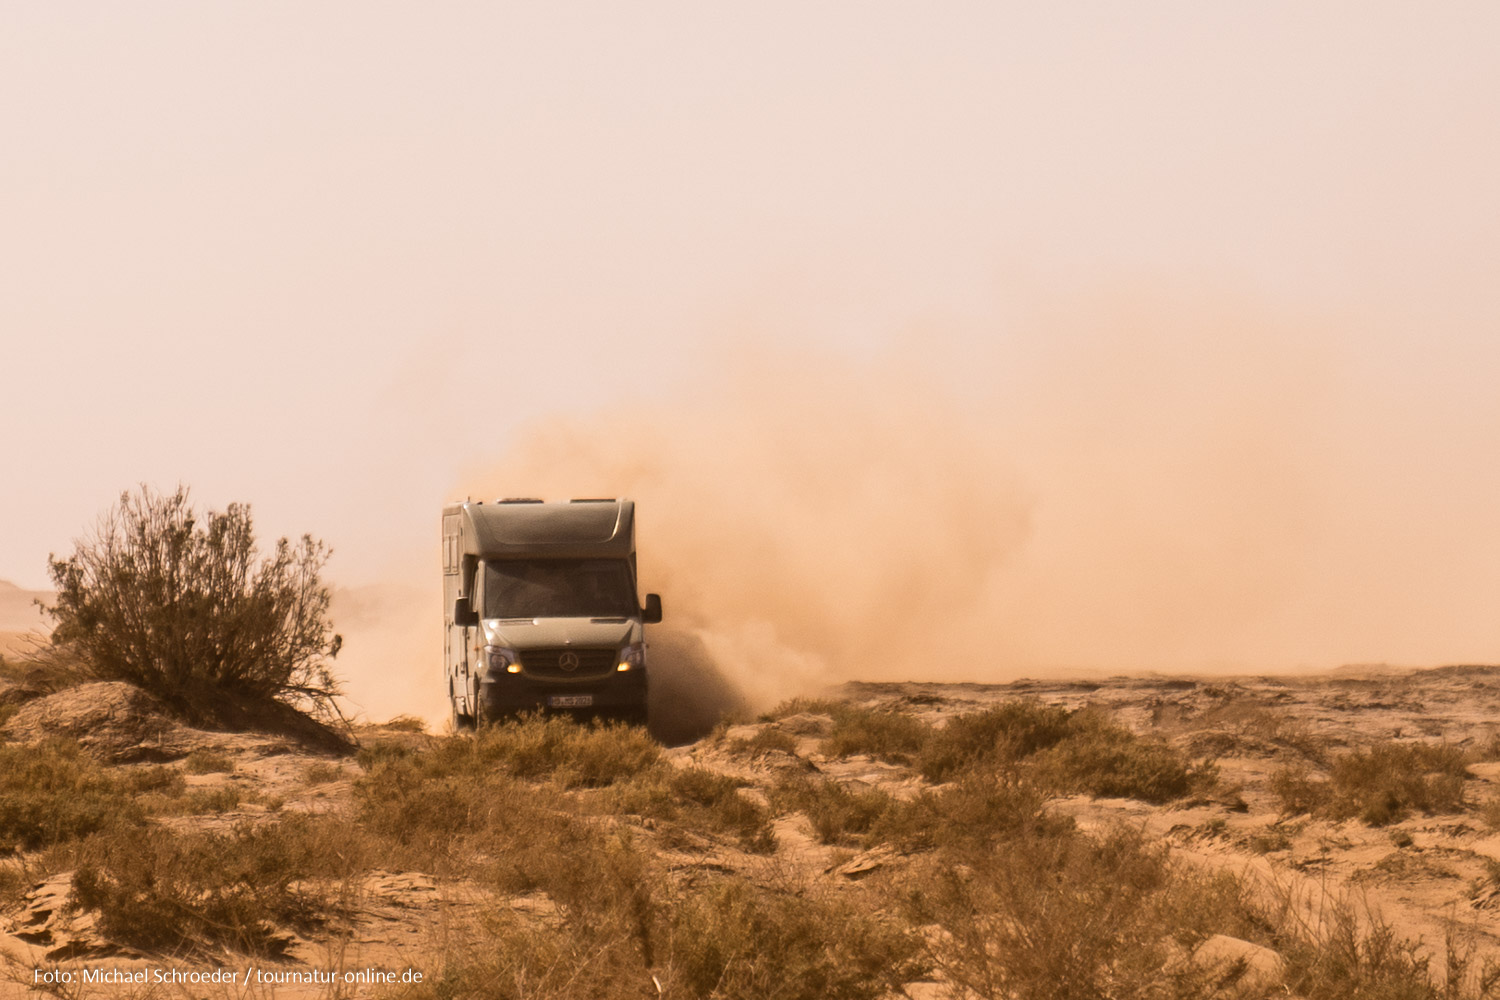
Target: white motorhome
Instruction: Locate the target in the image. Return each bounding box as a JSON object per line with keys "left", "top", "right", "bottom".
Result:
{"left": 441, "top": 498, "right": 661, "bottom": 727}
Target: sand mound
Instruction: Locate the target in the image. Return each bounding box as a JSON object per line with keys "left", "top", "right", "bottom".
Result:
{"left": 2, "top": 682, "right": 200, "bottom": 763}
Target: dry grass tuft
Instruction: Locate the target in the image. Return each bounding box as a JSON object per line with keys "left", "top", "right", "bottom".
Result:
{"left": 181, "top": 747, "right": 236, "bottom": 774}
{"left": 0, "top": 738, "right": 143, "bottom": 851}
{"left": 69, "top": 814, "right": 367, "bottom": 956}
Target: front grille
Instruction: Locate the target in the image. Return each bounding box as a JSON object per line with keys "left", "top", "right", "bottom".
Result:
{"left": 521, "top": 647, "right": 617, "bottom": 680}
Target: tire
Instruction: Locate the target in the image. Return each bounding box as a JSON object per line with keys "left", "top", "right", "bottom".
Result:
{"left": 449, "top": 679, "right": 475, "bottom": 732}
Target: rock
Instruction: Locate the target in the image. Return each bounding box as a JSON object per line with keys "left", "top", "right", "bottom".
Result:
{"left": 1192, "top": 934, "right": 1286, "bottom": 993}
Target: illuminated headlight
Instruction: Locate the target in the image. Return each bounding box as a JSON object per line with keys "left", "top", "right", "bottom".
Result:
{"left": 484, "top": 646, "right": 522, "bottom": 675}
{"left": 617, "top": 642, "right": 645, "bottom": 672}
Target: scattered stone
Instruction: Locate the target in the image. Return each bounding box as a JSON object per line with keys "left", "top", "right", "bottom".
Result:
{"left": 1192, "top": 934, "right": 1286, "bottom": 993}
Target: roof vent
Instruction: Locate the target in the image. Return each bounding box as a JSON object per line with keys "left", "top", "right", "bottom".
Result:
{"left": 499, "top": 497, "right": 544, "bottom": 504}
{"left": 570, "top": 498, "right": 617, "bottom": 503}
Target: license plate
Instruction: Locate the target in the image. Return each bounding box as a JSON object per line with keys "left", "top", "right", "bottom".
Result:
{"left": 548, "top": 694, "right": 594, "bottom": 708}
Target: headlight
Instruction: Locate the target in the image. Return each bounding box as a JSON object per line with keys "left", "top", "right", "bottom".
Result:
{"left": 617, "top": 642, "right": 645, "bottom": 672}
{"left": 484, "top": 646, "right": 522, "bottom": 675}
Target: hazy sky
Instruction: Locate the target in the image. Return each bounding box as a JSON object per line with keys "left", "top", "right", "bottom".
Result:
{"left": 3, "top": 3, "right": 1498, "bottom": 684}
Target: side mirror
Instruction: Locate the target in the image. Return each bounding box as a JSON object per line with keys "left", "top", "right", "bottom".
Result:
{"left": 453, "top": 597, "right": 479, "bottom": 628}
{"left": 642, "top": 593, "right": 663, "bottom": 624}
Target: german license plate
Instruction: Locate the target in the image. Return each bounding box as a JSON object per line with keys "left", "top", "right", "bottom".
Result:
{"left": 548, "top": 694, "right": 594, "bottom": 708}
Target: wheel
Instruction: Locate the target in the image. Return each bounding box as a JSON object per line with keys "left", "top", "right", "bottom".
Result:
{"left": 449, "top": 679, "right": 475, "bottom": 732}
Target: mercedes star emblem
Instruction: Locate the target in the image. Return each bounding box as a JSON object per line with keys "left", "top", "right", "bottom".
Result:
{"left": 559, "top": 651, "right": 580, "bottom": 672}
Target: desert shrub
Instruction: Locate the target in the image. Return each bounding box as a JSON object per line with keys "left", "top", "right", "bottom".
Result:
{"left": 913, "top": 702, "right": 1210, "bottom": 804}
{"left": 876, "top": 773, "right": 1070, "bottom": 854}
{"left": 353, "top": 715, "right": 658, "bottom": 863}
{"left": 70, "top": 814, "right": 366, "bottom": 956}
{"left": 1275, "top": 890, "right": 1500, "bottom": 1000}
{"left": 901, "top": 826, "right": 1221, "bottom": 1000}
{"left": 609, "top": 766, "right": 776, "bottom": 853}
{"left": 1031, "top": 713, "right": 1209, "bottom": 803}
{"left": 416, "top": 869, "right": 919, "bottom": 1000}
{"left": 664, "top": 878, "right": 924, "bottom": 1000}
{"left": 473, "top": 714, "right": 660, "bottom": 788}
{"left": 772, "top": 775, "right": 893, "bottom": 845}
{"left": 42, "top": 485, "right": 343, "bottom": 715}
{"left": 302, "top": 760, "right": 344, "bottom": 785}
{"left": 354, "top": 740, "right": 550, "bottom": 870}
{"left": 819, "top": 705, "right": 933, "bottom": 764}
{"left": 1273, "top": 742, "right": 1469, "bottom": 826}
{"left": 383, "top": 714, "right": 428, "bottom": 733}
{"left": 759, "top": 697, "right": 843, "bottom": 721}
{"left": 727, "top": 726, "right": 800, "bottom": 758}
{"left": 123, "top": 764, "right": 187, "bottom": 796}
{"left": 181, "top": 748, "right": 235, "bottom": 774}
{"left": 918, "top": 701, "right": 1074, "bottom": 781}
{"left": 0, "top": 739, "right": 142, "bottom": 850}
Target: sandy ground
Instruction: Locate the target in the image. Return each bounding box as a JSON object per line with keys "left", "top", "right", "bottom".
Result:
{"left": 3, "top": 665, "right": 1500, "bottom": 997}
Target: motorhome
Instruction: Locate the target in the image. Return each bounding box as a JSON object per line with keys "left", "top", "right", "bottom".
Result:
{"left": 441, "top": 498, "right": 661, "bottom": 727}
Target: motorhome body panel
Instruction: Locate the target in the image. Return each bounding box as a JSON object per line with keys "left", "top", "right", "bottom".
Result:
{"left": 442, "top": 499, "right": 650, "bottom": 725}
{"left": 461, "top": 501, "right": 634, "bottom": 560}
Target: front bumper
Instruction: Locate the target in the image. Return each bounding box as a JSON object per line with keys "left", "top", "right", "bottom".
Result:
{"left": 478, "top": 669, "right": 647, "bottom": 719}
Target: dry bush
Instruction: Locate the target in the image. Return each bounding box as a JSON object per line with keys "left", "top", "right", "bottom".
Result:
{"left": 918, "top": 700, "right": 1074, "bottom": 781}
{"left": 1273, "top": 888, "right": 1500, "bottom": 1000}
{"left": 181, "top": 748, "right": 235, "bottom": 774}
{"left": 42, "top": 485, "right": 343, "bottom": 717}
{"left": 354, "top": 740, "right": 551, "bottom": 872}
{"left": 472, "top": 714, "right": 660, "bottom": 788}
{"left": 607, "top": 765, "right": 776, "bottom": 853}
{"left": 875, "top": 772, "right": 1070, "bottom": 853}
{"left": 899, "top": 825, "right": 1225, "bottom": 1000}
{"left": 913, "top": 701, "right": 1211, "bottom": 804}
{"left": 1030, "top": 712, "right": 1212, "bottom": 803}
{"left": 1272, "top": 742, "right": 1469, "bottom": 826}
{"left": 661, "top": 878, "right": 923, "bottom": 1000}
{"left": 303, "top": 760, "right": 345, "bottom": 785}
{"left": 383, "top": 714, "right": 428, "bottom": 733}
{"left": 147, "top": 785, "right": 245, "bottom": 815}
{"left": 726, "top": 726, "right": 800, "bottom": 758}
{"left": 69, "top": 814, "right": 367, "bottom": 956}
{"left": 758, "top": 697, "right": 843, "bottom": 721}
{"left": 0, "top": 738, "right": 143, "bottom": 851}
{"left": 418, "top": 865, "right": 920, "bottom": 1000}
{"left": 772, "top": 775, "right": 893, "bottom": 846}
{"left": 818, "top": 705, "right": 933, "bottom": 764}
{"left": 354, "top": 715, "right": 659, "bottom": 864}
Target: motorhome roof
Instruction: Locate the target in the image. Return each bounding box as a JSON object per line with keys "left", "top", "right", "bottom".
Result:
{"left": 451, "top": 499, "right": 635, "bottom": 559}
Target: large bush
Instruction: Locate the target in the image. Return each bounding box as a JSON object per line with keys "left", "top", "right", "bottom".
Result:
{"left": 43, "top": 486, "right": 342, "bottom": 714}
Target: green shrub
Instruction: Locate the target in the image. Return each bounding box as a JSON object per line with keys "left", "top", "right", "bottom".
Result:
{"left": 0, "top": 739, "right": 142, "bottom": 850}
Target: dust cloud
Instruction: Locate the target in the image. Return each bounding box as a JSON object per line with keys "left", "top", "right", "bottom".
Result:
{"left": 341, "top": 297, "right": 1500, "bottom": 724}
{"left": 458, "top": 346, "right": 1032, "bottom": 716}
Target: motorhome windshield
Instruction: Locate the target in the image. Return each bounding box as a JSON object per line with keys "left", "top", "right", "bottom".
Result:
{"left": 483, "top": 559, "right": 637, "bottom": 619}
